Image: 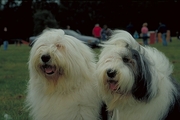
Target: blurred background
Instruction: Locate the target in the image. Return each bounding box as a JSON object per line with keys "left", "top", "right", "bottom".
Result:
{"left": 0, "top": 0, "right": 179, "bottom": 41}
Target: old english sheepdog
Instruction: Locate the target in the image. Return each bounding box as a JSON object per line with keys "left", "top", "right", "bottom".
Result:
{"left": 25, "top": 29, "right": 104, "bottom": 120}
{"left": 96, "top": 30, "right": 180, "bottom": 120}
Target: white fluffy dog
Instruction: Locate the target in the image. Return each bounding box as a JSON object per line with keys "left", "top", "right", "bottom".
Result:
{"left": 96, "top": 30, "right": 180, "bottom": 120}
{"left": 25, "top": 29, "right": 103, "bottom": 120}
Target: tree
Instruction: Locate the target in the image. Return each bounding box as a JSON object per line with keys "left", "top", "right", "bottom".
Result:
{"left": 33, "top": 10, "right": 59, "bottom": 36}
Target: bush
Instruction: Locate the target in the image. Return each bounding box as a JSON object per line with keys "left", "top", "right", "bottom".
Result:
{"left": 33, "top": 10, "right": 59, "bottom": 36}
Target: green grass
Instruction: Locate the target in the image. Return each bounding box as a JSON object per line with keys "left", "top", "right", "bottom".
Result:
{"left": 0, "top": 37, "right": 179, "bottom": 120}
{"left": 0, "top": 45, "right": 30, "bottom": 120}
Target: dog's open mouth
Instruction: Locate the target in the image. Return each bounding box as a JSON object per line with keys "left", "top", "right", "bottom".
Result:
{"left": 107, "top": 79, "right": 128, "bottom": 95}
{"left": 41, "top": 64, "right": 56, "bottom": 75}
{"left": 107, "top": 79, "right": 118, "bottom": 91}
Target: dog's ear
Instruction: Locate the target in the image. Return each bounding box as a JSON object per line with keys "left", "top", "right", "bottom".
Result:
{"left": 131, "top": 49, "right": 152, "bottom": 101}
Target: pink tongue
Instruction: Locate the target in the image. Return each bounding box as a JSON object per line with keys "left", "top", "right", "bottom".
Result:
{"left": 45, "top": 68, "right": 53, "bottom": 73}
{"left": 109, "top": 83, "right": 118, "bottom": 91}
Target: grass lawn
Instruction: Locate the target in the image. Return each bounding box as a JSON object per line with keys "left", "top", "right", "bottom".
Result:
{"left": 0, "top": 37, "right": 179, "bottom": 120}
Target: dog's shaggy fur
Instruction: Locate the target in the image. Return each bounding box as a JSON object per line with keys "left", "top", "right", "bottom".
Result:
{"left": 25, "top": 29, "right": 103, "bottom": 120}
{"left": 96, "top": 30, "right": 180, "bottom": 120}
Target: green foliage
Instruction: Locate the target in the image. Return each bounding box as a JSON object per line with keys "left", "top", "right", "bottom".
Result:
{"left": 1, "top": 1, "right": 180, "bottom": 38}
{"left": 0, "top": 38, "right": 179, "bottom": 119}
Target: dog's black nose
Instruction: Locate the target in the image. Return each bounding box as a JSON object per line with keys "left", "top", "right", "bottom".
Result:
{"left": 41, "top": 55, "right": 51, "bottom": 63}
{"left": 106, "top": 69, "right": 117, "bottom": 78}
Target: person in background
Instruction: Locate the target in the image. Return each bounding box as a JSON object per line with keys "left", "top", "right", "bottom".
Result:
{"left": 176, "top": 31, "right": 180, "bottom": 39}
{"left": 92, "top": 24, "right": 102, "bottom": 39}
{"left": 101, "top": 24, "right": 112, "bottom": 41}
{"left": 66, "top": 25, "right": 70, "bottom": 29}
{"left": 15, "top": 39, "right": 22, "bottom": 46}
{"left": 126, "top": 22, "right": 135, "bottom": 36}
{"left": 141, "top": 22, "right": 149, "bottom": 45}
{"left": 133, "top": 31, "right": 139, "bottom": 39}
{"left": 2, "top": 26, "right": 10, "bottom": 50}
{"left": 157, "top": 22, "right": 167, "bottom": 46}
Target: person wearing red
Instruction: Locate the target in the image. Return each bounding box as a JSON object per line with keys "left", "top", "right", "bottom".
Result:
{"left": 92, "top": 24, "right": 102, "bottom": 39}
{"left": 141, "top": 22, "right": 149, "bottom": 45}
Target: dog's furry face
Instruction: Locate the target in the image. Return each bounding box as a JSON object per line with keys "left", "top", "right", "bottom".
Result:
{"left": 29, "top": 29, "right": 95, "bottom": 94}
{"left": 96, "top": 30, "right": 154, "bottom": 110}
{"left": 26, "top": 29, "right": 104, "bottom": 120}
{"left": 96, "top": 30, "right": 180, "bottom": 120}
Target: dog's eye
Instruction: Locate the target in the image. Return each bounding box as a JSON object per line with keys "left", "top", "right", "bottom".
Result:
{"left": 123, "top": 57, "right": 129, "bottom": 63}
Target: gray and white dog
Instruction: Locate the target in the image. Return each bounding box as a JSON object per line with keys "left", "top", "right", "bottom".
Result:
{"left": 96, "top": 30, "right": 180, "bottom": 120}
